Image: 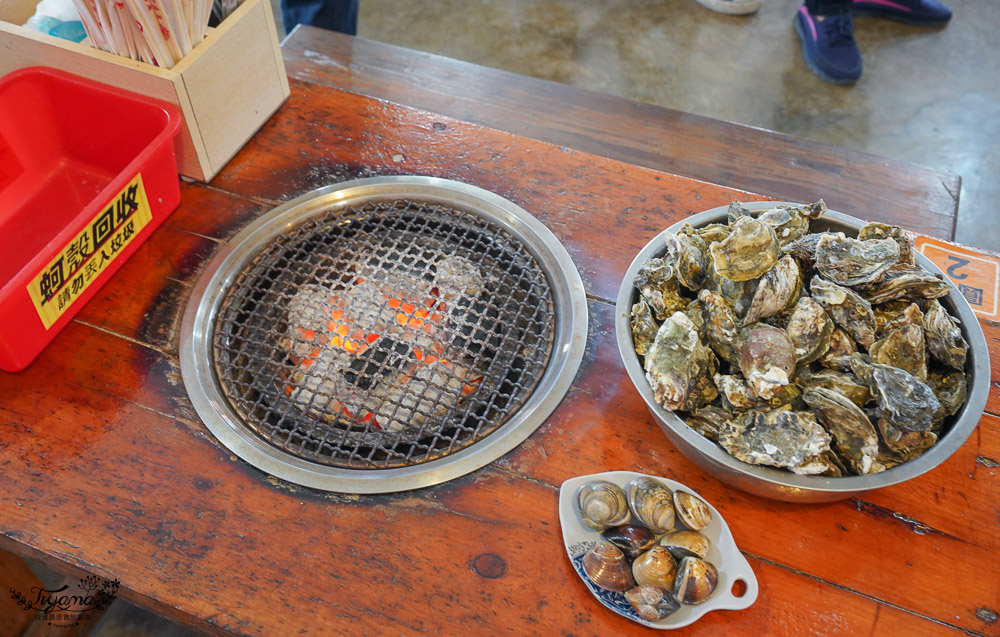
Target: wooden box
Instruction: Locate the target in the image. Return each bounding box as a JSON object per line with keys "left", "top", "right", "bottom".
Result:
{"left": 0, "top": 0, "right": 290, "bottom": 181}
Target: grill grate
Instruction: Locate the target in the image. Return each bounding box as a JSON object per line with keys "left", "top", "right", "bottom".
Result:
{"left": 211, "top": 198, "right": 556, "bottom": 469}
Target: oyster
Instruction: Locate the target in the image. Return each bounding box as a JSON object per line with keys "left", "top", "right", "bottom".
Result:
{"left": 624, "top": 585, "right": 682, "bottom": 621}
{"left": 756, "top": 200, "right": 826, "bottom": 245}
{"left": 736, "top": 324, "right": 797, "bottom": 400}
{"left": 673, "top": 557, "right": 718, "bottom": 605}
{"left": 874, "top": 301, "right": 923, "bottom": 338}
{"left": 684, "top": 298, "right": 707, "bottom": 342}
{"left": 820, "top": 327, "right": 858, "bottom": 372}
{"left": 582, "top": 542, "right": 635, "bottom": 592}
{"left": 576, "top": 480, "right": 631, "bottom": 531}
{"left": 743, "top": 255, "right": 802, "bottom": 326}
{"left": 626, "top": 477, "right": 676, "bottom": 535}
{"left": 784, "top": 295, "right": 834, "bottom": 364}
{"left": 683, "top": 406, "right": 732, "bottom": 442}
{"left": 927, "top": 368, "right": 968, "bottom": 431}
{"left": 810, "top": 276, "right": 877, "bottom": 348}
{"left": 698, "top": 289, "right": 740, "bottom": 366}
{"left": 803, "top": 387, "right": 884, "bottom": 475}
{"left": 869, "top": 323, "right": 928, "bottom": 381}
{"left": 644, "top": 312, "right": 718, "bottom": 411}
{"left": 659, "top": 531, "right": 712, "bottom": 561}
{"left": 796, "top": 367, "right": 871, "bottom": 407}
{"left": 685, "top": 222, "right": 731, "bottom": 245}
{"left": 858, "top": 263, "right": 950, "bottom": 304}
{"left": 782, "top": 231, "right": 833, "bottom": 273}
{"left": 673, "top": 491, "right": 712, "bottom": 531}
{"left": 715, "top": 373, "right": 760, "bottom": 412}
{"left": 858, "top": 221, "right": 915, "bottom": 265}
{"left": 814, "top": 233, "right": 900, "bottom": 286}
{"left": 923, "top": 299, "right": 968, "bottom": 370}
{"left": 851, "top": 354, "right": 940, "bottom": 457}
{"left": 601, "top": 524, "right": 657, "bottom": 560}
{"left": 632, "top": 546, "right": 679, "bottom": 590}
{"left": 718, "top": 409, "right": 833, "bottom": 473}
{"left": 664, "top": 231, "right": 708, "bottom": 291}
{"left": 630, "top": 298, "right": 659, "bottom": 356}
{"left": 634, "top": 257, "right": 686, "bottom": 321}
{"left": 709, "top": 216, "right": 780, "bottom": 282}
{"left": 728, "top": 200, "right": 751, "bottom": 223}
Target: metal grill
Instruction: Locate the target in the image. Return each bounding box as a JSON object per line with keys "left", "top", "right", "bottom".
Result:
{"left": 181, "top": 176, "right": 587, "bottom": 493}
{"left": 211, "top": 199, "right": 555, "bottom": 468}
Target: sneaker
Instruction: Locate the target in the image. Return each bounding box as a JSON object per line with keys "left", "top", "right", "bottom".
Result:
{"left": 794, "top": 5, "right": 862, "bottom": 84}
{"left": 852, "top": 0, "right": 951, "bottom": 26}
{"left": 695, "top": 0, "right": 762, "bottom": 15}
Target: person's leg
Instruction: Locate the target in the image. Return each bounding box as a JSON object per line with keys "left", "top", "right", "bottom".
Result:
{"left": 282, "top": 0, "right": 359, "bottom": 35}
{"left": 795, "top": 0, "right": 861, "bottom": 84}
{"left": 851, "top": 0, "right": 951, "bottom": 26}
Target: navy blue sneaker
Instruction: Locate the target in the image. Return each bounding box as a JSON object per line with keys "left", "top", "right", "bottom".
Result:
{"left": 794, "top": 5, "right": 862, "bottom": 85}
{"left": 852, "top": 0, "right": 951, "bottom": 26}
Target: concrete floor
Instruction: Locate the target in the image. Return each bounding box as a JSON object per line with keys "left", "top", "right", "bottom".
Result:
{"left": 356, "top": 0, "right": 999, "bottom": 253}
{"left": 73, "top": 1, "right": 997, "bottom": 635}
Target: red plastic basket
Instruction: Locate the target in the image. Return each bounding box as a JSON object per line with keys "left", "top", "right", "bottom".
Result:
{"left": 0, "top": 67, "right": 182, "bottom": 372}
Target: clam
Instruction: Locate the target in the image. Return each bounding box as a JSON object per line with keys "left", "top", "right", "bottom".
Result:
{"left": 625, "top": 477, "right": 676, "bottom": 535}
{"left": 736, "top": 324, "right": 796, "bottom": 400}
{"left": 709, "top": 216, "right": 780, "bottom": 282}
{"left": 576, "top": 480, "right": 630, "bottom": 531}
{"left": 673, "top": 491, "right": 712, "bottom": 531}
{"left": 601, "top": 524, "right": 657, "bottom": 560}
{"left": 659, "top": 530, "right": 712, "bottom": 561}
{"left": 673, "top": 556, "right": 719, "bottom": 605}
{"left": 631, "top": 546, "right": 679, "bottom": 590}
{"left": 624, "top": 585, "right": 682, "bottom": 622}
{"left": 582, "top": 541, "right": 635, "bottom": 592}
{"left": 814, "top": 233, "right": 900, "bottom": 286}
{"left": 923, "top": 299, "right": 968, "bottom": 370}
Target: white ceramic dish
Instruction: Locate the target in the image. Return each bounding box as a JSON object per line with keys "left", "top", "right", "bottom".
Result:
{"left": 559, "top": 471, "right": 758, "bottom": 629}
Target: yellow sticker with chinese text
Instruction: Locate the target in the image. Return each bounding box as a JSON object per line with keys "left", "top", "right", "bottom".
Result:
{"left": 27, "top": 173, "right": 153, "bottom": 330}
{"left": 914, "top": 236, "right": 1000, "bottom": 320}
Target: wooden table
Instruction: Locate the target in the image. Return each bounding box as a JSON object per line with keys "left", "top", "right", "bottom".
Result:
{"left": 2, "top": 27, "right": 997, "bottom": 637}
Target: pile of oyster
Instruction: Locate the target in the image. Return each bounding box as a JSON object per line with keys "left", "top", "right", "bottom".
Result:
{"left": 630, "top": 200, "right": 970, "bottom": 476}
{"left": 577, "top": 477, "right": 718, "bottom": 621}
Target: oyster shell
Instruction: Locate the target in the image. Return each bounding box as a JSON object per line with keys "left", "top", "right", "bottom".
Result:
{"left": 683, "top": 406, "right": 732, "bottom": 442}
{"left": 784, "top": 295, "right": 834, "bottom": 364}
{"left": 874, "top": 301, "right": 923, "bottom": 338}
{"left": 601, "top": 524, "right": 658, "bottom": 560}
{"left": 684, "top": 221, "right": 731, "bottom": 245}
{"left": 673, "top": 556, "right": 718, "bottom": 605}
{"left": 624, "top": 584, "right": 682, "bottom": 621}
{"left": 673, "top": 491, "right": 712, "bottom": 531}
{"left": 631, "top": 546, "right": 679, "bottom": 590}
{"left": 736, "top": 324, "right": 797, "bottom": 400}
{"left": 923, "top": 299, "right": 968, "bottom": 370}
{"left": 718, "top": 409, "right": 833, "bottom": 473}
{"left": 802, "top": 387, "right": 884, "bottom": 475}
{"left": 715, "top": 373, "right": 760, "bottom": 412}
{"left": 858, "top": 263, "right": 950, "bottom": 304}
{"left": 582, "top": 541, "right": 636, "bottom": 592}
{"left": 814, "top": 232, "right": 900, "bottom": 286}
{"left": 644, "top": 312, "right": 718, "bottom": 411}
{"left": 664, "top": 231, "right": 708, "bottom": 291}
{"left": 810, "top": 276, "right": 877, "bottom": 348}
{"left": 796, "top": 367, "right": 871, "bottom": 407}
{"left": 857, "top": 222, "right": 915, "bottom": 265}
{"left": 630, "top": 298, "right": 659, "bottom": 357}
{"left": 820, "top": 327, "right": 858, "bottom": 372}
{"left": 927, "top": 368, "right": 967, "bottom": 432}
{"left": 743, "top": 255, "right": 802, "bottom": 326}
{"left": 698, "top": 289, "right": 740, "bottom": 366}
{"left": 634, "top": 257, "right": 687, "bottom": 321}
{"left": 659, "top": 530, "right": 712, "bottom": 561}
{"left": 756, "top": 200, "right": 826, "bottom": 246}
{"left": 869, "top": 323, "right": 928, "bottom": 381}
{"left": 576, "top": 480, "right": 631, "bottom": 531}
{"left": 626, "top": 477, "right": 676, "bottom": 535}
{"left": 851, "top": 354, "right": 940, "bottom": 457}
{"left": 709, "top": 216, "right": 780, "bottom": 282}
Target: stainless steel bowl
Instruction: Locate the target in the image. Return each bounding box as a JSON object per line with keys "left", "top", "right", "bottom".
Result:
{"left": 615, "top": 202, "right": 991, "bottom": 503}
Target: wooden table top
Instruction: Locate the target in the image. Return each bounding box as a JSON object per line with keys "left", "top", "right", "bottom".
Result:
{"left": 1, "top": 30, "right": 996, "bottom": 637}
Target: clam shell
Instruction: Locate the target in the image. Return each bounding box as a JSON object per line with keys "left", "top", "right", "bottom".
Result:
{"left": 625, "top": 476, "right": 675, "bottom": 534}
{"left": 631, "top": 546, "right": 678, "bottom": 590}
{"left": 674, "top": 556, "right": 719, "bottom": 605}
{"left": 673, "top": 491, "right": 713, "bottom": 531}
{"left": 659, "top": 530, "right": 712, "bottom": 561}
{"left": 601, "top": 524, "right": 657, "bottom": 560}
{"left": 582, "top": 541, "right": 635, "bottom": 592}
{"left": 576, "top": 480, "right": 630, "bottom": 531}
{"left": 624, "top": 584, "right": 682, "bottom": 622}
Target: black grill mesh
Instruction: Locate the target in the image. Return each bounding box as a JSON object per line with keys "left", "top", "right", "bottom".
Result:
{"left": 211, "top": 199, "right": 556, "bottom": 469}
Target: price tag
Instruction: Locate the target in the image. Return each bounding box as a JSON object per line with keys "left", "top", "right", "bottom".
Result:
{"left": 914, "top": 236, "right": 999, "bottom": 320}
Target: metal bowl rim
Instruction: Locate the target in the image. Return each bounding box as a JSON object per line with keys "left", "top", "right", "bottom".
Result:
{"left": 615, "top": 201, "right": 991, "bottom": 495}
